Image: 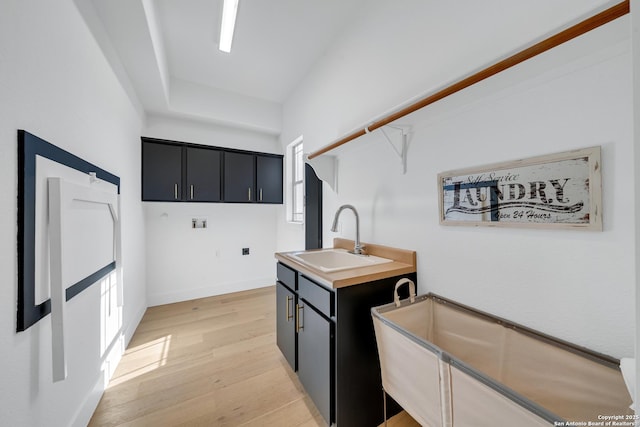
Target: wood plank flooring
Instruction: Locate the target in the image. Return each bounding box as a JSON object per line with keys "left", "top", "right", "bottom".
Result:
{"left": 89, "top": 286, "right": 419, "bottom": 427}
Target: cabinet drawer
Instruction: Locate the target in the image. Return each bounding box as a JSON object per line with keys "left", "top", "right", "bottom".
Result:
{"left": 277, "top": 263, "right": 296, "bottom": 291}
{"left": 299, "top": 275, "right": 333, "bottom": 317}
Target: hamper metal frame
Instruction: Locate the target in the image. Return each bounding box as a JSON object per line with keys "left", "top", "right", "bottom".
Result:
{"left": 372, "top": 292, "right": 631, "bottom": 426}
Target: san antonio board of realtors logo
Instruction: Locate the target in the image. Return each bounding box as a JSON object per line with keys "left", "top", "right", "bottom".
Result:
{"left": 441, "top": 157, "right": 592, "bottom": 224}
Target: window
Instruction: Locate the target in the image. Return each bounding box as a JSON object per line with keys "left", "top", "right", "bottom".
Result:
{"left": 286, "top": 137, "right": 304, "bottom": 223}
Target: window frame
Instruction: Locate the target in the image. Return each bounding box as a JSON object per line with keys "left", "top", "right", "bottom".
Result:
{"left": 286, "top": 137, "right": 304, "bottom": 224}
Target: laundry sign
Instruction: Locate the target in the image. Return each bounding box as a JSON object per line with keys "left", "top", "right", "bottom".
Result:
{"left": 438, "top": 147, "right": 602, "bottom": 230}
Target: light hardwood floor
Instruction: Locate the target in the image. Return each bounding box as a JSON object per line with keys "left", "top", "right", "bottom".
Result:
{"left": 89, "top": 286, "right": 419, "bottom": 427}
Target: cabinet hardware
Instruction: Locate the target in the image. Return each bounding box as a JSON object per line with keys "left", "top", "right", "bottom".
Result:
{"left": 174, "top": 183, "right": 178, "bottom": 200}
{"left": 286, "top": 296, "right": 293, "bottom": 321}
{"left": 248, "top": 187, "right": 251, "bottom": 201}
{"left": 190, "top": 185, "right": 194, "bottom": 200}
{"left": 259, "top": 188, "right": 263, "bottom": 201}
{"left": 296, "top": 303, "right": 304, "bottom": 332}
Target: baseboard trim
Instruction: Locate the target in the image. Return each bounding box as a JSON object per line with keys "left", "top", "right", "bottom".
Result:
{"left": 71, "top": 302, "right": 146, "bottom": 427}
{"left": 147, "top": 277, "right": 275, "bottom": 307}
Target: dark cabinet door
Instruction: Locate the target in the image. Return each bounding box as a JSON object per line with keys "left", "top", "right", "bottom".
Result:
{"left": 256, "top": 155, "right": 283, "bottom": 203}
{"left": 298, "top": 303, "right": 333, "bottom": 425}
{"left": 186, "top": 147, "right": 221, "bottom": 202}
{"left": 143, "top": 139, "right": 282, "bottom": 204}
{"left": 276, "top": 282, "right": 297, "bottom": 371}
{"left": 142, "top": 141, "right": 182, "bottom": 201}
{"left": 304, "top": 163, "right": 323, "bottom": 249}
{"left": 224, "top": 152, "right": 255, "bottom": 202}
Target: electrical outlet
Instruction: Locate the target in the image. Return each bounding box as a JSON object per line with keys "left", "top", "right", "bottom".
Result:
{"left": 192, "top": 218, "right": 207, "bottom": 229}
{"left": 242, "top": 248, "right": 250, "bottom": 255}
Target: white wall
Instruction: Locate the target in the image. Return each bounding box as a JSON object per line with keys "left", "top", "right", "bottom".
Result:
{"left": 169, "top": 78, "right": 282, "bottom": 135}
{"left": 631, "top": 0, "right": 640, "bottom": 413}
{"left": 0, "top": 1, "right": 147, "bottom": 426}
{"left": 143, "top": 116, "right": 282, "bottom": 306}
{"left": 281, "top": 4, "right": 634, "bottom": 359}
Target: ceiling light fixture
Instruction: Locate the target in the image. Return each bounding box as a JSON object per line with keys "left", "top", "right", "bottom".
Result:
{"left": 219, "top": 0, "right": 239, "bottom": 53}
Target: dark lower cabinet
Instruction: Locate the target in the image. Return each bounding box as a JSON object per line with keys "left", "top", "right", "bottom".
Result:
{"left": 297, "top": 303, "right": 333, "bottom": 424}
{"left": 276, "top": 282, "right": 297, "bottom": 371}
{"left": 276, "top": 261, "right": 414, "bottom": 426}
{"left": 186, "top": 146, "right": 221, "bottom": 202}
{"left": 142, "top": 141, "right": 182, "bottom": 201}
{"left": 224, "top": 151, "right": 254, "bottom": 202}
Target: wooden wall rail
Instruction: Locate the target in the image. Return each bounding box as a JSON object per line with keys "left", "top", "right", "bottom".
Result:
{"left": 308, "top": 0, "right": 630, "bottom": 160}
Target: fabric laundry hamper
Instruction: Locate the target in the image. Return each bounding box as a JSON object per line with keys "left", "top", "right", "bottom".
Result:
{"left": 371, "top": 281, "right": 633, "bottom": 427}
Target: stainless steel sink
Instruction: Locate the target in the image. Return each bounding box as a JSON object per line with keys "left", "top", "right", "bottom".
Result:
{"left": 289, "top": 248, "right": 393, "bottom": 273}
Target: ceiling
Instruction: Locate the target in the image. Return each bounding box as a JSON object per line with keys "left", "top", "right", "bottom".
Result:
{"left": 79, "top": 0, "right": 620, "bottom": 137}
{"left": 82, "top": 0, "right": 367, "bottom": 135}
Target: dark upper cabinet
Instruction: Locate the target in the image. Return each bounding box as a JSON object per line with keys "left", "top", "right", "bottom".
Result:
{"left": 142, "top": 138, "right": 283, "bottom": 204}
{"left": 142, "top": 140, "right": 222, "bottom": 202}
{"left": 224, "top": 151, "right": 255, "bottom": 202}
{"left": 256, "top": 155, "right": 283, "bottom": 204}
{"left": 186, "top": 146, "right": 221, "bottom": 202}
{"left": 142, "top": 141, "right": 182, "bottom": 201}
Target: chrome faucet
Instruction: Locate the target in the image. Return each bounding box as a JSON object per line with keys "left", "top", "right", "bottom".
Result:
{"left": 330, "top": 204, "right": 365, "bottom": 255}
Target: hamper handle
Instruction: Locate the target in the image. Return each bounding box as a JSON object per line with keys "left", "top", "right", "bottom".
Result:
{"left": 394, "top": 278, "right": 416, "bottom": 307}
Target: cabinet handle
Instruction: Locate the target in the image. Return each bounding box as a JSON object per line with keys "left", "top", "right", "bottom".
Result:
{"left": 286, "top": 296, "right": 293, "bottom": 321}
{"left": 259, "top": 188, "right": 263, "bottom": 201}
{"left": 190, "top": 185, "right": 194, "bottom": 200}
{"left": 174, "top": 183, "right": 178, "bottom": 200}
{"left": 296, "top": 303, "right": 304, "bottom": 332}
{"left": 248, "top": 187, "right": 251, "bottom": 201}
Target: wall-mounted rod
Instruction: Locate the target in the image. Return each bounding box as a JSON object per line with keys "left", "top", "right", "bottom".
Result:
{"left": 308, "top": 0, "right": 629, "bottom": 160}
